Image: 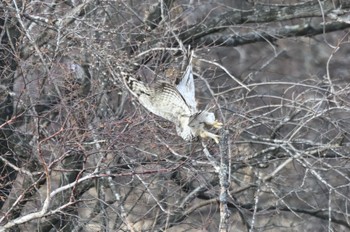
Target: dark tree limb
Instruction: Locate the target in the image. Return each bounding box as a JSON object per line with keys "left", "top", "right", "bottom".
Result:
{"left": 195, "top": 21, "right": 350, "bottom": 47}
{"left": 179, "top": 0, "right": 350, "bottom": 46}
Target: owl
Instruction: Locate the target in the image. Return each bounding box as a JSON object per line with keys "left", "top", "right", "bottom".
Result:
{"left": 123, "top": 55, "right": 222, "bottom": 143}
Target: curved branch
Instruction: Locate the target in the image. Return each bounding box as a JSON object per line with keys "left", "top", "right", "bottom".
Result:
{"left": 178, "top": 0, "right": 350, "bottom": 46}
{"left": 196, "top": 21, "right": 350, "bottom": 47}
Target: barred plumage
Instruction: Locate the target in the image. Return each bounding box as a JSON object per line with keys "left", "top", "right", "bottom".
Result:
{"left": 122, "top": 56, "right": 222, "bottom": 143}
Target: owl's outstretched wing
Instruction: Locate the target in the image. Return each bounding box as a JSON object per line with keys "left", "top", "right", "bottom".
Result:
{"left": 176, "top": 51, "right": 197, "bottom": 113}
{"left": 123, "top": 75, "right": 192, "bottom": 129}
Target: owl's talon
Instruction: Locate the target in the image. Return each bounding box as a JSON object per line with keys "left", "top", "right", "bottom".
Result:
{"left": 212, "top": 135, "right": 220, "bottom": 144}
{"left": 200, "top": 130, "right": 220, "bottom": 144}
{"left": 213, "top": 121, "right": 223, "bottom": 129}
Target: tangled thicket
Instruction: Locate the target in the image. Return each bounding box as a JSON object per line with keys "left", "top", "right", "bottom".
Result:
{"left": 1, "top": 1, "right": 350, "bottom": 231}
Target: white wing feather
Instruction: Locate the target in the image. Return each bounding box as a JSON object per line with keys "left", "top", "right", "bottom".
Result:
{"left": 176, "top": 52, "right": 197, "bottom": 113}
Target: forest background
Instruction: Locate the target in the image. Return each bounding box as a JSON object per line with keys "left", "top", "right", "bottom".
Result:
{"left": 1, "top": 0, "right": 350, "bottom": 231}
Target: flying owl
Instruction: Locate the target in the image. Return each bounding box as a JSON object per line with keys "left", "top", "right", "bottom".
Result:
{"left": 123, "top": 55, "right": 222, "bottom": 143}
